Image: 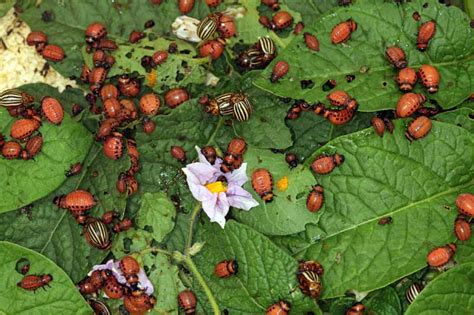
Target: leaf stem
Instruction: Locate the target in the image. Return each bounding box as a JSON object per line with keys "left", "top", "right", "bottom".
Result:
{"left": 185, "top": 203, "right": 202, "bottom": 252}
{"left": 465, "top": 0, "right": 474, "bottom": 19}
{"left": 184, "top": 255, "right": 220, "bottom": 315}
{"left": 206, "top": 117, "right": 225, "bottom": 146}
{"left": 268, "top": 31, "right": 286, "bottom": 49}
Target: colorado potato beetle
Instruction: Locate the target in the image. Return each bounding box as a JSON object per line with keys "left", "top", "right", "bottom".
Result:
{"left": 271, "top": 61, "right": 289, "bottom": 83}
{"left": 96, "top": 118, "right": 119, "bottom": 140}
{"left": 327, "top": 90, "right": 357, "bottom": 109}
{"left": 101, "top": 210, "right": 119, "bottom": 225}
{"left": 42, "top": 44, "right": 65, "bottom": 62}
{"left": 456, "top": 193, "right": 474, "bottom": 217}
{"left": 77, "top": 277, "right": 99, "bottom": 295}
{"left": 139, "top": 93, "right": 161, "bottom": 116}
{"left": 307, "top": 185, "right": 324, "bottom": 212}
{"left": 128, "top": 30, "right": 145, "bottom": 44}
{"left": 206, "top": 0, "right": 221, "bottom": 7}
{"left": 272, "top": 11, "right": 293, "bottom": 30}
{"left": 85, "top": 22, "right": 107, "bottom": 43}
{"left": 103, "top": 98, "right": 121, "bottom": 118}
{"left": 257, "top": 36, "right": 276, "bottom": 58}
{"left": 124, "top": 294, "right": 156, "bottom": 313}
{"left": 427, "top": 243, "right": 456, "bottom": 268}
{"left": 345, "top": 303, "right": 365, "bottom": 315}
{"left": 214, "top": 259, "right": 238, "bottom": 278}
{"left": 237, "top": 48, "right": 267, "bottom": 70}
{"left": 201, "top": 146, "right": 217, "bottom": 164}
{"left": 285, "top": 152, "right": 298, "bottom": 168}
{"left": 103, "top": 275, "right": 124, "bottom": 299}
{"left": 222, "top": 137, "right": 247, "bottom": 168}
{"left": 324, "top": 107, "right": 356, "bottom": 125}
{"left": 197, "top": 14, "right": 220, "bottom": 41}
{"left": 397, "top": 67, "right": 417, "bottom": 91}
{"left": 454, "top": 217, "right": 471, "bottom": 241}
{"left": 142, "top": 117, "right": 156, "bottom": 134}
{"left": 2, "top": 141, "right": 21, "bottom": 159}
{"left": 371, "top": 117, "right": 385, "bottom": 137}
{"left": 65, "top": 162, "right": 82, "bottom": 177}
{"left": 17, "top": 274, "right": 53, "bottom": 292}
{"left": 119, "top": 79, "right": 140, "bottom": 98}
{"left": 103, "top": 133, "right": 123, "bottom": 160}
{"left": 304, "top": 32, "right": 320, "bottom": 51}
{"left": 331, "top": 19, "right": 357, "bottom": 44}
{"left": 100, "top": 84, "right": 119, "bottom": 101}
{"left": 170, "top": 145, "right": 186, "bottom": 164}
{"left": 165, "top": 88, "right": 189, "bottom": 108}
{"left": 405, "top": 115, "right": 431, "bottom": 141}
{"left": 92, "top": 50, "right": 107, "bottom": 67}
{"left": 178, "top": 290, "right": 197, "bottom": 314}
{"left": 218, "top": 15, "right": 236, "bottom": 38}
{"left": 297, "top": 260, "right": 324, "bottom": 298}
{"left": 385, "top": 46, "right": 407, "bottom": 69}
{"left": 41, "top": 96, "right": 64, "bottom": 125}
{"left": 262, "top": 0, "right": 280, "bottom": 10}
{"left": 89, "top": 269, "right": 109, "bottom": 289}
{"left": 120, "top": 256, "right": 140, "bottom": 276}
{"left": 84, "top": 218, "right": 111, "bottom": 250}
{"left": 311, "top": 154, "right": 344, "bottom": 175}
{"left": 152, "top": 50, "right": 168, "bottom": 66}
{"left": 178, "top": 0, "right": 195, "bottom": 14}
{"left": 0, "top": 89, "right": 34, "bottom": 107}
{"left": 294, "top": 21, "right": 305, "bottom": 34}
{"left": 26, "top": 31, "right": 48, "bottom": 52}
{"left": 417, "top": 20, "right": 436, "bottom": 51}
{"left": 10, "top": 118, "right": 41, "bottom": 141}
{"left": 199, "top": 39, "right": 225, "bottom": 60}
{"left": 88, "top": 298, "right": 111, "bottom": 315}
{"left": 418, "top": 64, "right": 440, "bottom": 93}
{"left": 54, "top": 189, "right": 97, "bottom": 214}
{"left": 406, "top": 282, "right": 424, "bottom": 304}
{"left": 252, "top": 168, "right": 274, "bottom": 202}
{"left": 230, "top": 93, "right": 253, "bottom": 121}
{"left": 266, "top": 300, "right": 290, "bottom": 315}
{"left": 22, "top": 134, "right": 43, "bottom": 160}
{"left": 396, "top": 93, "right": 426, "bottom": 117}
{"left": 113, "top": 218, "right": 133, "bottom": 233}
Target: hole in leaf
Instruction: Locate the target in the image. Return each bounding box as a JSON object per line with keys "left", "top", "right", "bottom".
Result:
{"left": 471, "top": 20, "right": 474, "bottom": 29}
{"left": 301, "top": 79, "right": 315, "bottom": 89}
{"left": 468, "top": 113, "right": 474, "bottom": 119}
{"left": 15, "top": 258, "right": 30, "bottom": 275}
{"left": 180, "top": 49, "right": 191, "bottom": 55}
{"left": 296, "top": 192, "right": 306, "bottom": 199}
{"left": 412, "top": 11, "right": 421, "bottom": 21}
{"left": 322, "top": 79, "right": 337, "bottom": 91}
{"left": 382, "top": 81, "right": 387, "bottom": 87}
{"left": 423, "top": 2, "right": 429, "bottom": 8}
{"left": 457, "top": 124, "right": 463, "bottom": 127}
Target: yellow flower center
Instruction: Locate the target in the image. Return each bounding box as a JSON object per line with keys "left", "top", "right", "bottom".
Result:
{"left": 205, "top": 181, "right": 227, "bottom": 193}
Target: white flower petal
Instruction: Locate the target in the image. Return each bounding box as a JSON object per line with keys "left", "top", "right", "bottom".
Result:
{"left": 227, "top": 184, "right": 260, "bottom": 210}
{"left": 186, "top": 162, "right": 218, "bottom": 184}
{"left": 182, "top": 168, "right": 213, "bottom": 201}
{"left": 137, "top": 268, "right": 154, "bottom": 295}
{"left": 202, "top": 193, "right": 229, "bottom": 228}
{"left": 195, "top": 146, "right": 209, "bottom": 164}
{"left": 226, "top": 163, "right": 248, "bottom": 186}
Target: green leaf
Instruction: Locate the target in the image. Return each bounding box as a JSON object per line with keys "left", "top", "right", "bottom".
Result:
{"left": 19, "top": 0, "right": 210, "bottom": 78}
{"left": 0, "top": 241, "right": 92, "bottom": 314}
{"left": 229, "top": 0, "right": 301, "bottom": 46}
{"left": 302, "top": 120, "right": 473, "bottom": 298}
{"left": 0, "top": 92, "right": 92, "bottom": 213}
{"left": 254, "top": 0, "right": 474, "bottom": 111}
{"left": 193, "top": 220, "right": 320, "bottom": 314}
{"left": 101, "top": 38, "right": 208, "bottom": 93}
{"left": 434, "top": 108, "right": 474, "bottom": 133}
{"left": 457, "top": 234, "right": 474, "bottom": 265}
{"left": 137, "top": 192, "right": 176, "bottom": 243}
{"left": 233, "top": 147, "right": 320, "bottom": 235}
{"left": 364, "top": 286, "right": 402, "bottom": 315}
{"left": 287, "top": 111, "right": 372, "bottom": 160}
{"left": 285, "top": 0, "right": 339, "bottom": 25}
{"left": 145, "top": 253, "right": 181, "bottom": 315}
{"left": 405, "top": 262, "right": 474, "bottom": 315}
{"left": 0, "top": 0, "right": 14, "bottom": 17}
{"left": 0, "top": 142, "right": 130, "bottom": 282}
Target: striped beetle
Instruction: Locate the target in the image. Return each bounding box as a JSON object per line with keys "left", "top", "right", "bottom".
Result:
{"left": 83, "top": 218, "right": 111, "bottom": 250}
{"left": 197, "top": 13, "right": 220, "bottom": 40}
{"left": 0, "top": 89, "right": 34, "bottom": 107}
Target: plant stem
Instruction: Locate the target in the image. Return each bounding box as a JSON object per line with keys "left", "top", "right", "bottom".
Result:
{"left": 184, "top": 255, "right": 220, "bottom": 315}
{"left": 186, "top": 203, "right": 202, "bottom": 252}
{"left": 206, "top": 117, "right": 224, "bottom": 146}
{"left": 465, "top": 0, "right": 474, "bottom": 19}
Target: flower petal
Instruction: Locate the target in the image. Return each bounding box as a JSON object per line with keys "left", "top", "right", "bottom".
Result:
{"left": 195, "top": 146, "right": 209, "bottom": 165}
{"left": 225, "top": 163, "right": 248, "bottom": 186}
{"left": 202, "top": 192, "right": 229, "bottom": 228}
{"left": 137, "top": 268, "right": 154, "bottom": 295}
{"left": 227, "top": 184, "right": 260, "bottom": 210}
{"left": 182, "top": 165, "right": 216, "bottom": 200}
{"left": 185, "top": 162, "right": 218, "bottom": 184}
